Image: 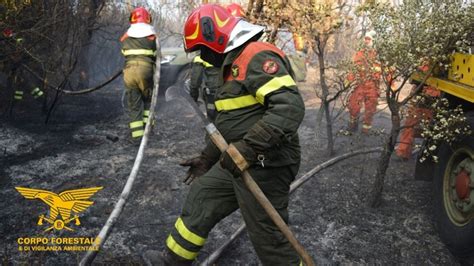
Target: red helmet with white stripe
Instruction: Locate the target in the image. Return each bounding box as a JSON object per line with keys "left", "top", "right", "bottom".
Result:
{"left": 184, "top": 4, "right": 264, "bottom": 54}
{"left": 183, "top": 4, "right": 239, "bottom": 53}
{"left": 130, "top": 7, "right": 151, "bottom": 24}
{"left": 226, "top": 3, "right": 245, "bottom": 18}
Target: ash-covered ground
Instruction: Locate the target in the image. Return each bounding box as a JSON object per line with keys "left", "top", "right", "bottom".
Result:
{"left": 0, "top": 77, "right": 459, "bottom": 265}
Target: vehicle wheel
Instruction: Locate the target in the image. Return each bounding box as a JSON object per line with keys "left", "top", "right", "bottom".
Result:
{"left": 433, "top": 112, "right": 474, "bottom": 259}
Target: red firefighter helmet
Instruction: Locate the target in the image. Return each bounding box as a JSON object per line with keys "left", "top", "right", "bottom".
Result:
{"left": 184, "top": 4, "right": 264, "bottom": 54}
{"left": 225, "top": 3, "right": 245, "bottom": 18}
{"left": 130, "top": 7, "right": 151, "bottom": 24}
{"left": 183, "top": 4, "right": 239, "bottom": 53}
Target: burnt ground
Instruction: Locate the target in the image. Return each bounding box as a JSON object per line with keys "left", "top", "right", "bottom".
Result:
{"left": 0, "top": 76, "right": 459, "bottom": 265}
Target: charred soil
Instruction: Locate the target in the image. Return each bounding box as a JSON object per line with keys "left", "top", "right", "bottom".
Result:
{"left": 0, "top": 80, "right": 459, "bottom": 265}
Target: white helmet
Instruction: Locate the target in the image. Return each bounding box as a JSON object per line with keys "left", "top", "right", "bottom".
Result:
{"left": 365, "top": 30, "right": 376, "bottom": 40}
{"left": 224, "top": 20, "right": 265, "bottom": 53}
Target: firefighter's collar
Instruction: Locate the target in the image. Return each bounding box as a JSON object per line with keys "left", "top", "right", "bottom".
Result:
{"left": 127, "top": 23, "right": 156, "bottom": 38}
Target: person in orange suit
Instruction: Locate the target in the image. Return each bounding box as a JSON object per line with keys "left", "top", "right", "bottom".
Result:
{"left": 396, "top": 79, "right": 440, "bottom": 160}
{"left": 347, "top": 31, "right": 381, "bottom": 134}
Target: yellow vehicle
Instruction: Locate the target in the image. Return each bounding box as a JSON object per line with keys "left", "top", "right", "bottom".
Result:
{"left": 413, "top": 53, "right": 474, "bottom": 260}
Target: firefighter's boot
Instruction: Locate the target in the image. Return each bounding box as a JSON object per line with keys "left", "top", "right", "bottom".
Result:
{"left": 348, "top": 117, "right": 358, "bottom": 132}
{"left": 142, "top": 249, "right": 192, "bottom": 266}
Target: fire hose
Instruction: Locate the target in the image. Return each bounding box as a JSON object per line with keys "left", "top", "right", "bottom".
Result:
{"left": 201, "top": 146, "right": 383, "bottom": 265}
{"left": 79, "top": 38, "right": 161, "bottom": 265}
{"left": 165, "top": 85, "right": 315, "bottom": 265}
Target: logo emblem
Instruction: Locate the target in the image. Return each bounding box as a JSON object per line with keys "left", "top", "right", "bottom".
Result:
{"left": 16, "top": 187, "right": 103, "bottom": 232}
{"left": 262, "top": 59, "right": 279, "bottom": 74}
{"left": 231, "top": 65, "right": 239, "bottom": 78}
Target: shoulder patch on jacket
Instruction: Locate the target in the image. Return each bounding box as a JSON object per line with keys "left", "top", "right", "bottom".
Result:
{"left": 262, "top": 59, "right": 279, "bottom": 74}
{"left": 231, "top": 42, "right": 287, "bottom": 81}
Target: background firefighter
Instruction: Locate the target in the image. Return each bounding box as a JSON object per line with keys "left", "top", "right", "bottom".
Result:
{"left": 346, "top": 31, "right": 381, "bottom": 134}
{"left": 120, "top": 7, "right": 157, "bottom": 143}
{"left": 143, "top": 4, "right": 305, "bottom": 265}
{"left": 189, "top": 55, "right": 220, "bottom": 121}
{"left": 188, "top": 3, "right": 246, "bottom": 122}
{"left": 395, "top": 83, "right": 441, "bottom": 160}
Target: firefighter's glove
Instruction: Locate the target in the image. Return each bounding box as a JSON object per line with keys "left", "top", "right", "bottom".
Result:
{"left": 220, "top": 141, "right": 256, "bottom": 178}
{"left": 180, "top": 155, "right": 213, "bottom": 185}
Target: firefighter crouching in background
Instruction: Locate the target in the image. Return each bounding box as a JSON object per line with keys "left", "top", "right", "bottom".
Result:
{"left": 347, "top": 31, "right": 381, "bottom": 134}
{"left": 395, "top": 64, "right": 440, "bottom": 160}
{"left": 189, "top": 55, "right": 220, "bottom": 121}
{"left": 143, "top": 4, "right": 305, "bottom": 265}
{"left": 120, "top": 7, "right": 157, "bottom": 143}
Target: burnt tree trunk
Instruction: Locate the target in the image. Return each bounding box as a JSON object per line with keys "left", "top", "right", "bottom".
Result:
{"left": 315, "top": 37, "right": 334, "bottom": 156}
{"left": 367, "top": 101, "right": 401, "bottom": 207}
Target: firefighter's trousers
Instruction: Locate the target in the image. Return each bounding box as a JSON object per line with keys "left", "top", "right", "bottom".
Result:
{"left": 123, "top": 60, "right": 153, "bottom": 139}
{"left": 166, "top": 163, "right": 301, "bottom": 265}
{"left": 396, "top": 106, "right": 432, "bottom": 159}
{"left": 348, "top": 82, "right": 379, "bottom": 131}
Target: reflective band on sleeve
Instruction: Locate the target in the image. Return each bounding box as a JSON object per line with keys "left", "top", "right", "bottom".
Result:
{"left": 15, "top": 91, "right": 24, "bottom": 95}
{"left": 122, "top": 49, "right": 156, "bottom": 56}
{"left": 143, "top": 110, "right": 150, "bottom": 117}
{"left": 175, "top": 217, "right": 206, "bottom": 246}
{"left": 255, "top": 75, "right": 296, "bottom": 104}
{"left": 362, "top": 124, "right": 372, "bottom": 129}
{"left": 166, "top": 234, "right": 198, "bottom": 260}
{"left": 193, "top": 56, "right": 213, "bottom": 67}
{"left": 215, "top": 95, "right": 259, "bottom": 112}
{"left": 14, "top": 96, "right": 22, "bottom": 100}
{"left": 129, "top": 121, "right": 144, "bottom": 129}
{"left": 203, "top": 61, "right": 213, "bottom": 68}
{"left": 132, "top": 130, "right": 144, "bottom": 138}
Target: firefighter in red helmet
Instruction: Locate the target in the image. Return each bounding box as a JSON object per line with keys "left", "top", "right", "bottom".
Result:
{"left": 143, "top": 4, "right": 305, "bottom": 265}
{"left": 120, "top": 7, "right": 157, "bottom": 144}
{"left": 225, "top": 3, "right": 245, "bottom": 18}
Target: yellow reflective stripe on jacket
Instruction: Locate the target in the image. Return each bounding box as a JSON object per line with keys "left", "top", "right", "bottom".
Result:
{"left": 193, "top": 55, "right": 213, "bottom": 68}
{"left": 175, "top": 217, "right": 206, "bottom": 246}
{"left": 255, "top": 75, "right": 296, "bottom": 104}
{"left": 121, "top": 49, "right": 156, "bottom": 56}
{"left": 166, "top": 234, "right": 198, "bottom": 260}
{"left": 129, "top": 121, "right": 144, "bottom": 129}
{"left": 215, "top": 95, "right": 259, "bottom": 112}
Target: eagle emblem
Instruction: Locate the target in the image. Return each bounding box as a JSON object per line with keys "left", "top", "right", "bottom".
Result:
{"left": 15, "top": 186, "right": 103, "bottom": 232}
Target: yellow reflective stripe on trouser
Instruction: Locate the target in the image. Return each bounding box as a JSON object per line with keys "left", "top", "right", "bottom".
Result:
{"left": 130, "top": 121, "right": 144, "bottom": 138}
{"left": 362, "top": 124, "right": 372, "bottom": 129}
{"left": 129, "top": 121, "right": 144, "bottom": 129}
{"left": 255, "top": 75, "right": 296, "bottom": 104}
{"left": 14, "top": 91, "right": 23, "bottom": 100}
{"left": 121, "top": 49, "right": 156, "bottom": 56}
{"left": 166, "top": 234, "right": 198, "bottom": 260}
{"left": 143, "top": 110, "right": 150, "bottom": 123}
{"left": 175, "top": 217, "right": 206, "bottom": 246}
{"left": 215, "top": 95, "right": 259, "bottom": 112}
{"left": 31, "top": 87, "right": 44, "bottom": 98}
{"left": 132, "top": 130, "right": 144, "bottom": 138}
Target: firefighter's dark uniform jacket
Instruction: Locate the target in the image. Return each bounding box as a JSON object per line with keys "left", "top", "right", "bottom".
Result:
{"left": 166, "top": 41, "right": 305, "bottom": 265}
{"left": 190, "top": 55, "right": 220, "bottom": 121}
{"left": 120, "top": 33, "right": 156, "bottom": 138}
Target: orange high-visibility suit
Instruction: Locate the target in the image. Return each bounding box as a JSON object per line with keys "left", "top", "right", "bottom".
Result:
{"left": 396, "top": 85, "right": 440, "bottom": 159}
{"left": 347, "top": 48, "right": 381, "bottom": 133}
